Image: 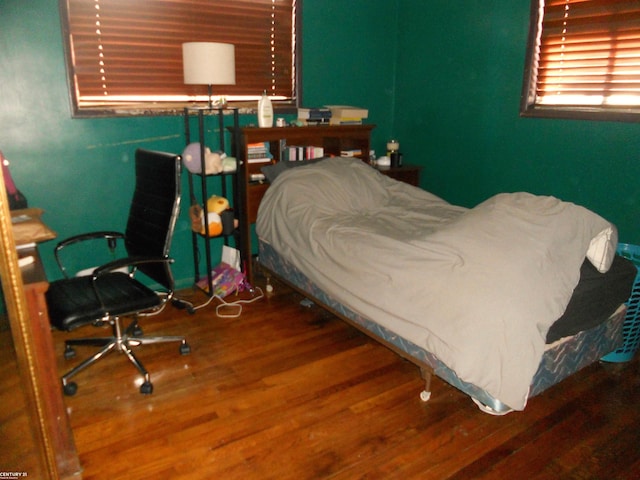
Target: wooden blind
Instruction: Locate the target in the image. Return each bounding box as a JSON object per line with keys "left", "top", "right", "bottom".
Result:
{"left": 63, "top": 0, "right": 296, "bottom": 108}
{"left": 523, "top": 0, "right": 640, "bottom": 117}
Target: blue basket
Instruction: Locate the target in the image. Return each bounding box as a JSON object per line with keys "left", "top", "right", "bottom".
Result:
{"left": 601, "top": 243, "right": 640, "bottom": 363}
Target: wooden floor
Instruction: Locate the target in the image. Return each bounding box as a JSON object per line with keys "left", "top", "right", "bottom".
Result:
{"left": 42, "top": 275, "right": 640, "bottom": 479}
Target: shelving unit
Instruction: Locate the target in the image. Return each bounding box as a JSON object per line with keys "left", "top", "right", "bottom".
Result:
{"left": 231, "top": 124, "right": 375, "bottom": 283}
{"left": 184, "top": 106, "right": 241, "bottom": 295}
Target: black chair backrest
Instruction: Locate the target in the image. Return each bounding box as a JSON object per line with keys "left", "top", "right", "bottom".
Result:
{"left": 125, "top": 149, "right": 182, "bottom": 290}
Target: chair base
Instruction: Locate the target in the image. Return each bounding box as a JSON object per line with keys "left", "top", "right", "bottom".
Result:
{"left": 61, "top": 316, "right": 190, "bottom": 396}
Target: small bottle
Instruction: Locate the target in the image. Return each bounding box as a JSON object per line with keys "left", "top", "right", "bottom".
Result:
{"left": 258, "top": 91, "right": 274, "bottom": 128}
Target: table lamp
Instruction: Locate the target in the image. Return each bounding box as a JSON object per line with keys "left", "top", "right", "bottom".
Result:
{"left": 182, "top": 42, "right": 236, "bottom": 108}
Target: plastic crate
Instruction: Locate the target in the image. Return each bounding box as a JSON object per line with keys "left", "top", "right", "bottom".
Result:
{"left": 601, "top": 243, "right": 640, "bottom": 363}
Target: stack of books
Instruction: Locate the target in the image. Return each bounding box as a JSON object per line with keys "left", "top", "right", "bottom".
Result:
{"left": 285, "top": 145, "right": 325, "bottom": 161}
{"left": 297, "top": 107, "right": 332, "bottom": 126}
{"left": 247, "top": 142, "right": 273, "bottom": 164}
{"left": 325, "top": 105, "right": 368, "bottom": 125}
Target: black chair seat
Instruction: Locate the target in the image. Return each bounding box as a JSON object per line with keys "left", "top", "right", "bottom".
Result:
{"left": 46, "top": 272, "right": 162, "bottom": 331}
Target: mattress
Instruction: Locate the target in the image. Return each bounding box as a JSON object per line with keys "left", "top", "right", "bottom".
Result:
{"left": 258, "top": 239, "right": 627, "bottom": 413}
{"left": 256, "top": 157, "right": 621, "bottom": 410}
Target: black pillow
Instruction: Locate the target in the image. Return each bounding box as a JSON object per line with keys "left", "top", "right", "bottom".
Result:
{"left": 546, "top": 254, "right": 637, "bottom": 343}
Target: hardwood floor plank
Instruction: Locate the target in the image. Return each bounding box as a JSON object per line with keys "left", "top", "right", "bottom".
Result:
{"left": 37, "top": 278, "right": 640, "bottom": 479}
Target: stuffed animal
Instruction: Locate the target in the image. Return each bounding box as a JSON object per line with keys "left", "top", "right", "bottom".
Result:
{"left": 189, "top": 195, "right": 230, "bottom": 237}
{"left": 203, "top": 211, "right": 223, "bottom": 236}
{"left": 221, "top": 156, "right": 237, "bottom": 173}
{"left": 207, "top": 195, "right": 229, "bottom": 214}
{"left": 182, "top": 143, "right": 226, "bottom": 174}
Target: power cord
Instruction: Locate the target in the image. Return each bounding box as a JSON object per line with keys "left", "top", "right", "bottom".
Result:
{"left": 214, "top": 287, "right": 265, "bottom": 318}
{"left": 174, "top": 287, "right": 265, "bottom": 318}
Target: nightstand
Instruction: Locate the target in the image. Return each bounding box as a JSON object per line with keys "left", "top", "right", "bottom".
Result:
{"left": 376, "top": 164, "right": 422, "bottom": 187}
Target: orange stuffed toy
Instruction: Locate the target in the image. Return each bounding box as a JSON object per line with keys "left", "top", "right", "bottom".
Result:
{"left": 189, "top": 195, "right": 229, "bottom": 237}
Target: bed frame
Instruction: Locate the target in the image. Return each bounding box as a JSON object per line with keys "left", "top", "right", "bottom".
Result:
{"left": 258, "top": 239, "right": 627, "bottom": 413}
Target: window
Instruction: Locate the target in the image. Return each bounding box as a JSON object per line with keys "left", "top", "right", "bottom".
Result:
{"left": 521, "top": 0, "right": 640, "bottom": 121}
{"left": 59, "top": 0, "right": 300, "bottom": 117}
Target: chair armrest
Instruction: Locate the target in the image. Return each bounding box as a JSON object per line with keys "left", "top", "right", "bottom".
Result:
{"left": 54, "top": 231, "right": 125, "bottom": 278}
{"left": 55, "top": 231, "right": 124, "bottom": 251}
{"left": 92, "top": 256, "right": 174, "bottom": 278}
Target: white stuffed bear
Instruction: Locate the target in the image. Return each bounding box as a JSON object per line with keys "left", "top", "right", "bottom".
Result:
{"left": 182, "top": 142, "right": 226, "bottom": 174}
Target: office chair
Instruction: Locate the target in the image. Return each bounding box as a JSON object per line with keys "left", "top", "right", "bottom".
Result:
{"left": 45, "top": 149, "right": 190, "bottom": 396}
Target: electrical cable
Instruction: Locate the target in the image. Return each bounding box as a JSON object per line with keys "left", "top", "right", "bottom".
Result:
{"left": 214, "top": 287, "right": 264, "bottom": 318}
{"left": 173, "top": 286, "right": 264, "bottom": 318}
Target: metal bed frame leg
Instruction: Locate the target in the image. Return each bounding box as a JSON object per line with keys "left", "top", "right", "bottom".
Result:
{"left": 420, "top": 367, "right": 432, "bottom": 402}
{"left": 265, "top": 276, "right": 274, "bottom": 294}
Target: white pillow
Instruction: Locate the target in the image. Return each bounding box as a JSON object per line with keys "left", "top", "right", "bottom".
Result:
{"left": 586, "top": 225, "right": 618, "bottom": 273}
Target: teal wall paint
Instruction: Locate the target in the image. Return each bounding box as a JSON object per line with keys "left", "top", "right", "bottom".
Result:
{"left": 394, "top": 1, "right": 640, "bottom": 244}
{"left": 1, "top": 1, "right": 638, "bottom": 288}
{"left": 301, "top": 0, "right": 399, "bottom": 152}
{"left": 0, "top": 0, "right": 397, "bottom": 286}
{"left": 1, "top": 0, "right": 194, "bottom": 284}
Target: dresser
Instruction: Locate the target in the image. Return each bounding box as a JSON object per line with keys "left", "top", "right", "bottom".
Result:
{"left": 376, "top": 164, "right": 422, "bottom": 187}
{"left": 18, "top": 246, "right": 81, "bottom": 479}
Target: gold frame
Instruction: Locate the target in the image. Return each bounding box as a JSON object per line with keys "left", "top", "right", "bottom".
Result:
{"left": 0, "top": 169, "right": 58, "bottom": 478}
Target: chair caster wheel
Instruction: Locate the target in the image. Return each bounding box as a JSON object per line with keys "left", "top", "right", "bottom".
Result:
{"left": 180, "top": 343, "right": 191, "bottom": 355}
{"left": 140, "top": 381, "right": 153, "bottom": 395}
{"left": 64, "top": 346, "right": 76, "bottom": 360}
{"left": 132, "top": 326, "right": 143, "bottom": 337}
{"left": 63, "top": 381, "right": 78, "bottom": 396}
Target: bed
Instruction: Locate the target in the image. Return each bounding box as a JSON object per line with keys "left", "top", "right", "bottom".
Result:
{"left": 255, "top": 157, "right": 636, "bottom": 414}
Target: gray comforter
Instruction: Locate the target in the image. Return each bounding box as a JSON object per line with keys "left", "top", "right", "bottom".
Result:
{"left": 256, "top": 157, "right": 615, "bottom": 410}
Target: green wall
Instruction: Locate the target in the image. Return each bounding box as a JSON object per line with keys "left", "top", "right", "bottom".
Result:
{"left": 0, "top": 0, "right": 396, "bottom": 286}
{"left": 1, "top": 0, "right": 192, "bottom": 284}
{"left": 302, "top": 0, "right": 398, "bottom": 143}
{"left": 0, "top": 0, "right": 638, "bottom": 290}
{"left": 394, "top": 1, "right": 640, "bottom": 245}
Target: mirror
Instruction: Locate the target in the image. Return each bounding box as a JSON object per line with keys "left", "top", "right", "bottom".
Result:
{"left": 0, "top": 165, "right": 80, "bottom": 478}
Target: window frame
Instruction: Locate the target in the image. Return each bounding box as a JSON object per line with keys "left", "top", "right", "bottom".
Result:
{"left": 521, "top": 0, "right": 640, "bottom": 123}
{"left": 58, "top": 0, "right": 303, "bottom": 118}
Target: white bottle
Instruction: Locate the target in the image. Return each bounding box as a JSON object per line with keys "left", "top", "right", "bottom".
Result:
{"left": 258, "top": 91, "right": 273, "bottom": 128}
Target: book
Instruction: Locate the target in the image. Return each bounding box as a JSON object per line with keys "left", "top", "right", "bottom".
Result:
{"left": 247, "top": 157, "right": 272, "bottom": 164}
{"left": 247, "top": 141, "right": 270, "bottom": 152}
{"left": 247, "top": 141, "right": 272, "bottom": 163}
{"left": 329, "top": 118, "right": 364, "bottom": 125}
{"left": 298, "top": 107, "right": 332, "bottom": 120}
{"left": 301, "top": 118, "right": 331, "bottom": 126}
{"left": 285, "top": 145, "right": 325, "bottom": 161}
{"left": 340, "top": 148, "right": 362, "bottom": 157}
{"left": 324, "top": 105, "right": 369, "bottom": 119}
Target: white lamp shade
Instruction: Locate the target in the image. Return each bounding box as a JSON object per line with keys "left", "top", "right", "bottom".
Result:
{"left": 182, "top": 42, "right": 236, "bottom": 85}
